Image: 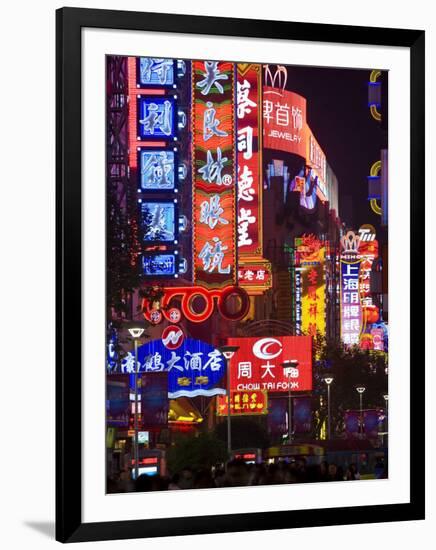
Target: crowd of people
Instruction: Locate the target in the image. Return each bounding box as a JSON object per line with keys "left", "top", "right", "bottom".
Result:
{"left": 107, "top": 457, "right": 387, "bottom": 493}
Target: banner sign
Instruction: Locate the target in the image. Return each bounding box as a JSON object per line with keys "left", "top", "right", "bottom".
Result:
{"left": 263, "top": 86, "right": 307, "bottom": 159}
{"left": 226, "top": 335, "right": 312, "bottom": 392}
{"left": 344, "top": 410, "right": 360, "bottom": 439}
{"left": 216, "top": 390, "right": 268, "bottom": 416}
{"left": 293, "top": 396, "right": 312, "bottom": 433}
{"left": 107, "top": 375, "right": 130, "bottom": 427}
{"left": 140, "top": 372, "right": 169, "bottom": 428}
{"left": 267, "top": 398, "right": 288, "bottom": 436}
{"left": 192, "top": 60, "right": 236, "bottom": 288}
{"left": 236, "top": 64, "right": 262, "bottom": 256}
{"left": 363, "top": 409, "right": 381, "bottom": 439}
{"left": 121, "top": 338, "right": 225, "bottom": 398}
{"left": 295, "top": 235, "right": 326, "bottom": 338}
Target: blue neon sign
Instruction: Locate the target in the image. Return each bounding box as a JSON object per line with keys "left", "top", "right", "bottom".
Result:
{"left": 138, "top": 97, "right": 176, "bottom": 139}
{"left": 139, "top": 150, "right": 176, "bottom": 191}
{"left": 120, "top": 338, "right": 226, "bottom": 398}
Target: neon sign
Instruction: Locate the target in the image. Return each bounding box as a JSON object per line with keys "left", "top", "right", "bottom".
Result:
{"left": 137, "top": 97, "right": 176, "bottom": 139}
{"left": 295, "top": 235, "right": 326, "bottom": 338}
{"left": 137, "top": 58, "right": 175, "bottom": 86}
{"left": 216, "top": 390, "right": 268, "bottom": 416}
{"left": 226, "top": 336, "right": 313, "bottom": 393}
{"left": 141, "top": 253, "right": 178, "bottom": 277}
{"left": 142, "top": 285, "right": 250, "bottom": 323}
{"left": 121, "top": 338, "right": 226, "bottom": 398}
{"left": 138, "top": 150, "right": 176, "bottom": 191}
{"left": 263, "top": 81, "right": 307, "bottom": 160}
{"left": 140, "top": 201, "right": 177, "bottom": 242}
{"left": 236, "top": 64, "right": 262, "bottom": 256}
{"left": 192, "top": 60, "right": 236, "bottom": 288}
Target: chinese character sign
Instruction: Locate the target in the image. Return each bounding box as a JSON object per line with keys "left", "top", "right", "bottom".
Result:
{"left": 263, "top": 87, "right": 307, "bottom": 159}
{"left": 237, "top": 64, "right": 262, "bottom": 256}
{"left": 216, "top": 390, "right": 268, "bottom": 416}
{"left": 192, "top": 61, "right": 236, "bottom": 288}
{"left": 123, "top": 338, "right": 226, "bottom": 398}
{"left": 341, "top": 261, "right": 362, "bottom": 346}
{"left": 295, "top": 235, "right": 326, "bottom": 338}
{"left": 227, "top": 336, "right": 312, "bottom": 392}
{"left": 301, "top": 249, "right": 326, "bottom": 338}
{"left": 237, "top": 263, "right": 272, "bottom": 288}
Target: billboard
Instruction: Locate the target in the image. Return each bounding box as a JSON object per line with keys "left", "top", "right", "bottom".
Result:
{"left": 226, "top": 336, "right": 312, "bottom": 392}
{"left": 263, "top": 85, "right": 307, "bottom": 159}
{"left": 192, "top": 60, "right": 237, "bottom": 288}
{"left": 121, "top": 338, "right": 226, "bottom": 398}
{"left": 216, "top": 390, "right": 268, "bottom": 416}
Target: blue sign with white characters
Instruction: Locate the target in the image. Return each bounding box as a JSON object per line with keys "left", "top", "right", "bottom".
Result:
{"left": 138, "top": 58, "right": 175, "bottom": 86}
{"left": 139, "top": 150, "right": 176, "bottom": 191}
{"left": 141, "top": 253, "right": 177, "bottom": 277}
{"left": 138, "top": 97, "right": 175, "bottom": 139}
{"left": 141, "top": 201, "right": 176, "bottom": 242}
{"left": 119, "top": 338, "right": 226, "bottom": 398}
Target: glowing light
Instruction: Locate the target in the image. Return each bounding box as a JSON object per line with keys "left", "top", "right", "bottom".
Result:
{"left": 142, "top": 286, "right": 250, "bottom": 324}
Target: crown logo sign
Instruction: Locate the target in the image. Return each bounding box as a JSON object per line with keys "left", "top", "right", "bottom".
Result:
{"left": 264, "top": 65, "right": 288, "bottom": 95}
{"left": 341, "top": 231, "right": 361, "bottom": 254}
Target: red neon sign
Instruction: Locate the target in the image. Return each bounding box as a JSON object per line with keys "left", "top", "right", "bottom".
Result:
{"left": 131, "top": 457, "right": 158, "bottom": 466}
{"left": 192, "top": 60, "right": 237, "bottom": 288}
{"left": 227, "top": 336, "right": 313, "bottom": 393}
{"left": 142, "top": 286, "right": 250, "bottom": 323}
{"left": 236, "top": 64, "right": 262, "bottom": 256}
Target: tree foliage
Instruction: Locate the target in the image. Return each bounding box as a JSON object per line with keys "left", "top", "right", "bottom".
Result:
{"left": 314, "top": 334, "right": 388, "bottom": 411}
{"left": 166, "top": 432, "right": 227, "bottom": 475}
{"left": 214, "top": 417, "right": 270, "bottom": 450}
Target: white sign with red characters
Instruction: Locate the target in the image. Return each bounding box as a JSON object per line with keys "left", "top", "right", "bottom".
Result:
{"left": 161, "top": 325, "right": 185, "bottom": 350}
{"left": 227, "top": 336, "right": 312, "bottom": 392}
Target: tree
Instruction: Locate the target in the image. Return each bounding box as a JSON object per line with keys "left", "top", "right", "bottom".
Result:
{"left": 313, "top": 334, "right": 388, "bottom": 435}
{"left": 166, "top": 432, "right": 227, "bottom": 475}
{"left": 214, "top": 417, "right": 270, "bottom": 450}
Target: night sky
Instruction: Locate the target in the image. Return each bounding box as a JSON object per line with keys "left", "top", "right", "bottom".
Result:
{"left": 283, "top": 65, "right": 388, "bottom": 236}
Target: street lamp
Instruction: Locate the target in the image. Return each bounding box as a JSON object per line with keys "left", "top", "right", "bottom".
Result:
{"left": 217, "top": 345, "right": 240, "bottom": 457}
{"left": 355, "top": 385, "right": 366, "bottom": 439}
{"left": 383, "top": 393, "right": 389, "bottom": 444}
{"left": 128, "top": 326, "right": 145, "bottom": 481}
{"left": 281, "top": 360, "right": 299, "bottom": 443}
{"left": 324, "top": 376, "right": 334, "bottom": 440}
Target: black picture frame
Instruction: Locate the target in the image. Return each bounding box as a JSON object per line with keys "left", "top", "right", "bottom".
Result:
{"left": 56, "top": 6, "right": 425, "bottom": 543}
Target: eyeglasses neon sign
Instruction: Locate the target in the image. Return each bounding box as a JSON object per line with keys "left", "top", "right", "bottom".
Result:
{"left": 142, "top": 286, "right": 249, "bottom": 323}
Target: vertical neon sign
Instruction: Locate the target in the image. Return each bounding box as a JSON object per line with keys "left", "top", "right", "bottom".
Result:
{"left": 236, "top": 64, "right": 262, "bottom": 256}
{"left": 192, "top": 61, "right": 236, "bottom": 288}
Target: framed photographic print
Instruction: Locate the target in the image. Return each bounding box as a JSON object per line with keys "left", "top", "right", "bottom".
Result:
{"left": 56, "top": 7, "right": 425, "bottom": 543}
